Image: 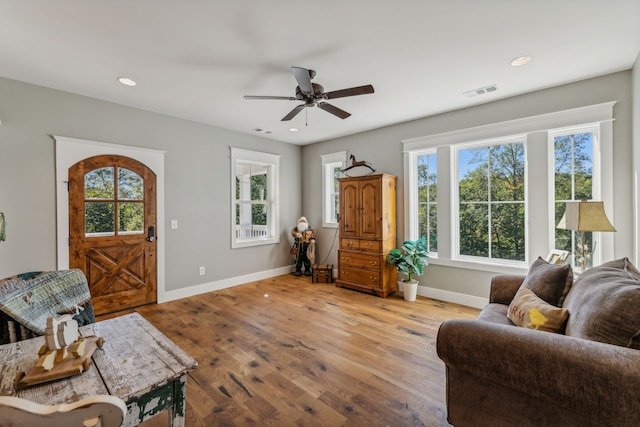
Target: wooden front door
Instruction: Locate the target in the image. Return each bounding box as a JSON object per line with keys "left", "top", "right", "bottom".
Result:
{"left": 69, "top": 155, "right": 157, "bottom": 316}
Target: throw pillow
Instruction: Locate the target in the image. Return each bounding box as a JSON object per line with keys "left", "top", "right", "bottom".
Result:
{"left": 563, "top": 257, "right": 640, "bottom": 349}
{"left": 507, "top": 286, "right": 570, "bottom": 333}
{"left": 520, "top": 256, "right": 573, "bottom": 307}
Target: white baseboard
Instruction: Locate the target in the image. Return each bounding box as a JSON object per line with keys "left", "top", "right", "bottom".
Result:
{"left": 400, "top": 282, "right": 488, "bottom": 309}
{"left": 158, "top": 265, "right": 294, "bottom": 303}
{"left": 159, "top": 267, "right": 488, "bottom": 309}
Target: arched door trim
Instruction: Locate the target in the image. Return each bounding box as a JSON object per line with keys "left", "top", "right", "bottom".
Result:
{"left": 54, "top": 136, "right": 167, "bottom": 303}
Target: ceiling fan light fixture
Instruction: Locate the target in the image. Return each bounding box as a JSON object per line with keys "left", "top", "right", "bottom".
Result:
{"left": 510, "top": 55, "right": 532, "bottom": 67}
{"left": 117, "top": 76, "right": 137, "bottom": 86}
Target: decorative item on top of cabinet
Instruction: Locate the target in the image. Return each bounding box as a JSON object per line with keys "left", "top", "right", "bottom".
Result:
{"left": 336, "top": 174, "right": 397, "bottom": 297}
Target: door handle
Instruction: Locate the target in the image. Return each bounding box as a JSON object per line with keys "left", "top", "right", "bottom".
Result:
{"left": 147, "top": 226, "right": 156, "bottom": 242}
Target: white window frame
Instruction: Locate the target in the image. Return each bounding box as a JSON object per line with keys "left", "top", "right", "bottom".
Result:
{"left": 321, "top": 151, "right": 346, "bottom": 228}
{"left": 402, "top": 102, "right": 615, "bottom": 274}
{"left": 230, "top": 147, "right": 280, "bottom": 248}
{"left": 406, "top": 148, "right": 438, "bottom": 256}
{"left": 453, "top": 135, "right": 528, "bottom": 267}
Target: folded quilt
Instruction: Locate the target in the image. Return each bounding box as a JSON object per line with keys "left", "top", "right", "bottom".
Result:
{"left": 0, "top": 269, "right": 93, "bottom": 336}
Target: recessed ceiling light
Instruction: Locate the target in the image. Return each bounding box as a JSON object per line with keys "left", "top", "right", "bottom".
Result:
{"left": 252, "top": 127, "right": 273, "bottom": 134}
{"left": 117, "top": 77, "right": 137, "bottom": 86}
{"left": 289, "top": 128, "right": 299, "bottom": 132}
{"left": 510, "top": 56, "right": 532, "bottom": 67}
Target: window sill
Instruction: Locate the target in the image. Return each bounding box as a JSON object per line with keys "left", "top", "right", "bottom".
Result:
{"left": 232, "top": 237, "right": 279, "bottom": 249}
{"left": 322, "top": 222, "right": 338, "bottom": 229}
{"left": 427, "top": 256, "right": 529, "bottom": 275}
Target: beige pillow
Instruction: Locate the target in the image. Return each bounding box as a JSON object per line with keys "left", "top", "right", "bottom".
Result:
{"left": 508, "top": 286, "right": 569, "bottom": 333}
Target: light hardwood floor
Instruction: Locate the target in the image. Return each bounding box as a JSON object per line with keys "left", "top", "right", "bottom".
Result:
{"left": 100, "top": 274, "right": 479, "bottom": 426}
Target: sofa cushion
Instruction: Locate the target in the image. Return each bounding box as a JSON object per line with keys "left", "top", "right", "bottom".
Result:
{"left": 475, "top": 303, "right": 515, "bottom": 326}
{"left": 563, "top": 258, "right": 640, "bottom": 349}
{"left": 507, "top": 286, "right": 569, "bottom": 333}
{"left": 520, "top": 256, "right": 573, "bottom": 306}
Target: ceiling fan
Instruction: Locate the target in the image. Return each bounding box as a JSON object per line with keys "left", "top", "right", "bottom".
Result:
{"left": 244, "top": 67, "right": 374, "bottom": 121}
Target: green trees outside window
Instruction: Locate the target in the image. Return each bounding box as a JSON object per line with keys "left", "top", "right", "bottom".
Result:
{"left": 554, "top": 131, "right": 594, "bottom": 268}
{"left": 458, "top": 142, "right": 525, "bottom": 261}
{"left": 417, "top": 153, "right": 437, "bottom": 253}
{"left": 85, "top": 167, "right": 144, "bottom": 236}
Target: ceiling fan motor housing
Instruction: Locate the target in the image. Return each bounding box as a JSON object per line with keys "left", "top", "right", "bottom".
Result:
{"left": 296, "top": 83, "right": 325, "bottom": 99}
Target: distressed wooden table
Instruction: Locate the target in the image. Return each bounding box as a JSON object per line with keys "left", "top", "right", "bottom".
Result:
{"left": 0, "top": 312, "right": 197, "bottom": 426}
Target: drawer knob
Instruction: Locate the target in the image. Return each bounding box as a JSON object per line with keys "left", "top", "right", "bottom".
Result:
{"left": 343, "top": 271, "right": 349, "bottom": 276}
{"left": 342, "top": 257, "right": 349, "bottom": 261}
{"left": 369, "top": 261, "right": 378, "bottom": 266}
{"left": 370, "top": 276, "right": 377, "bottom": 282}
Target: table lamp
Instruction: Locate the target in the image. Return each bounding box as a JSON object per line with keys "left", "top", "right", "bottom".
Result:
{"left": 556, "top": 199, "right": 616, "bottom": 271}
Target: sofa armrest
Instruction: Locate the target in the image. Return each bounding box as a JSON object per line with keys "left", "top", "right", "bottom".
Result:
{"left": 489, "top": 274, "right": 525, "bottom": 304}
{"left": 437, "top": 319, "right": 640, "bottom": 425}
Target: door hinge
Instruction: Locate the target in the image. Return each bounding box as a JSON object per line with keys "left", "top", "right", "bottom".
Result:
{"left": 68, "top": 236, "right": 71, "bottom": 246}
{"left": 64, "top": 181, "right": 70, "bottom": 191}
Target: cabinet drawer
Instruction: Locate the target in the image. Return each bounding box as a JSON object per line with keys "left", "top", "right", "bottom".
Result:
{"left": 339, "top": 251, "right": 382, "bottom": 270}
{"left": 340, "top": 238, "right": 381, "bottom": 252}
{"left": 358, "top": 240, "right": 380, "bottom": 252}
{"left": 339, "top": 266, "right": 381, "bottom": 288}
{"left": 340, "top": 238, "right": 359, "bottom": 250}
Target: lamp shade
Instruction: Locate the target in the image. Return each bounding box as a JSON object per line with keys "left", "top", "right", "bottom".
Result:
{"left": 556, "top": 200, "right": 616, "bottom": 232}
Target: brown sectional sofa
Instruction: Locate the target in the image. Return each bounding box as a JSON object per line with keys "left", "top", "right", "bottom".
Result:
{"left": 437, "top": 258, "right": 640, "bottom": 427}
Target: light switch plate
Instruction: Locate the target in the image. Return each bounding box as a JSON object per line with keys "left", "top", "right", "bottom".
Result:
{"left": 171, "top": 220, "right": 178, "bottom": 229}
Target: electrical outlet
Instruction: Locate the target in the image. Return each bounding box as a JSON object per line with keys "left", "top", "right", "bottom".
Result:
{"left": 171, "top": 220, "right": 178, "bottom": 229}
{"left": 199, "top": 266, "right": 205, "bottom": 276}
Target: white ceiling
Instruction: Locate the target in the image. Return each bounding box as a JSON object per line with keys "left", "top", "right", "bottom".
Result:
{"left": 1, "top": 1, "right": 639, "bottom": 145}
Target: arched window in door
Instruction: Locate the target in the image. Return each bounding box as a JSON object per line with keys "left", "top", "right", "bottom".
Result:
{"left": 84, "top": 167, "right": 144, "bottom": 237}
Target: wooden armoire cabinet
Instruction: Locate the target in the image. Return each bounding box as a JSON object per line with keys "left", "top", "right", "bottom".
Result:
{"left": 336, "top": 174, "right": 398, "bottom": 297}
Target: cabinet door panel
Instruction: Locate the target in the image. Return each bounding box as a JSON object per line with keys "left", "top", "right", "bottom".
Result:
{"left": 340, "top": 181, "right": 359, "bottom": 237}
{"left": 359, "top": 179, "right": 381, "bottom": 239}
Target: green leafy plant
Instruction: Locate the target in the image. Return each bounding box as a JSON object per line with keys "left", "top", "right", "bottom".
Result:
{"left": 386, "top": 237, "right": 429, "bottom": 282}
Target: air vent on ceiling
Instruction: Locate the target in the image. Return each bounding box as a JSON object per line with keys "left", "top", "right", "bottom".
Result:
{"left": 463, "top": 84, "right": 498, "bottom": 98}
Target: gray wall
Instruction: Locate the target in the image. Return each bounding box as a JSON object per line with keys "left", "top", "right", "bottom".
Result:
{"left": 0, "top": 77, "right": 301, "bottom": 291}
{"left": 0, "top": 69, "right": 635, "bottom": 303}
{"left": 302, "top": 71, "right": 634, "bottom": 300}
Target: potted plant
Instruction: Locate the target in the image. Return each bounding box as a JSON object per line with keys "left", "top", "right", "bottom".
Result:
{"left": 386, "top": 237, "right": 429, "bottom": 301}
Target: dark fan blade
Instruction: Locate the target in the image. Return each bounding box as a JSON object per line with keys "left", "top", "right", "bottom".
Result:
{"left": 244, "top": 95, "right": 297, "bottom": 100}
{"left": 325, "top": 84, "right": 374, "bottom": 99}
{"left": 291, "top": 67, "right": 314, "bottom": 94}
{"left": 317, "top": 102, "right": 351, "bottom": 119}
{"left": 281, "top": 104, "right": 306, "bottom": 121}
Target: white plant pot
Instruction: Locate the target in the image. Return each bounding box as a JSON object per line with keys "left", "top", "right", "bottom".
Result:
{"left": 401, "top": 280, "right": 418, "bottom": 302}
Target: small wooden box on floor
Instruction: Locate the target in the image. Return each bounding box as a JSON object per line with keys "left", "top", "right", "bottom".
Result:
{"left": 312, "top": 264, "right": 333, "bottom": 283}
{"left": 336, "top": 174, "right": 398, "bottom": 297}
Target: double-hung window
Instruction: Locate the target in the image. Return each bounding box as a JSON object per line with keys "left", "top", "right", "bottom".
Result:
{"left": 551, "top": 125, "right": 599, "bottom": 269}
{"left": 231, "top": 147, "right": 280, "bottom": 248}
{"left": 456, "top": 138, "right": 526, "bottom": 262}
{"left": 416, "top": 151, "right": 438, "bottom": 254}
{"left": 321, "top": 151, "right": 346, "bottom": 228}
